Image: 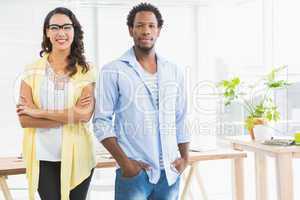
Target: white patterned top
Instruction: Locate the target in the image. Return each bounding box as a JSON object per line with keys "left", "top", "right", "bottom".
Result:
{"left": 35, "top": 62, "right": 70, "bottom": 161}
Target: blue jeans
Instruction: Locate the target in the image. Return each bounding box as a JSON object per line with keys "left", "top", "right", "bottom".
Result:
{"left": 115, "top": 169, "right": 180, "bottom": 200}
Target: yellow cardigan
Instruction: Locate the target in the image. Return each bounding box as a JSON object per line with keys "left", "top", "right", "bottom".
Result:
{"left": 22, "top": 54, "right": 96, "bottom": 200}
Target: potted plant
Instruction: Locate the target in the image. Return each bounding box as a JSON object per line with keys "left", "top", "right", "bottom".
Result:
{"left": 218, "top": 66, "right": 290, "bottom": 140}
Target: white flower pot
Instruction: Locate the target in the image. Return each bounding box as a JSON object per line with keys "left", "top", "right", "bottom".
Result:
{"left": 253, "top": 125, "right": 274, "bottom": 141}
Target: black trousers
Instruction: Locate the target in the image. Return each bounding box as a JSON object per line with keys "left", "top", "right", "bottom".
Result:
{"left": 38, "top": 161, "right": 94, "bottom": 200}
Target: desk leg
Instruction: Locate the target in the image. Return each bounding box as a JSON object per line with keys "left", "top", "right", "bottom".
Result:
{"left": 180, "top": 163, "right": 208, "bottom": 200}
{"left": 275, "top": 153, "right": 293, "bottom": 200}
{"left": 0, "top": 176, "right": 13, "bottom": 200}
{"left": 180, "top": 164, "right": 195, "bottom": 200}
{"left": 254, "top": 152, "right": 268, "bottom": 200}
{"left": 194, "top": 163, "right": 208, "bottom": 200}
{"left": 232, "top": 157, "right": 244, "bottom": 200}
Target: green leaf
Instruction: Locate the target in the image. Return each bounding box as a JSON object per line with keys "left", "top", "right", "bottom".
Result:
{"left": 218, "top": 80, "right": 229, "bottom": 87}
{"left": 273, "top": 111, "right": 280, "bottom": 121}
{"left": 232, "top": 77, "right": 240, "bottom": 85}
{"left": 245, "top": 117, "right": 255, "bottom": 130}
{"left": 267, "top": 80, "right": 290, "bottom": 88}
{"left": 266, "top": 112, "right": 273, "bottom": 121}
{"left": 218, "top": 77, "right": 241, "bottom": 106}
{"left": 267, "top": 70, "right": 276, "bottom": 82}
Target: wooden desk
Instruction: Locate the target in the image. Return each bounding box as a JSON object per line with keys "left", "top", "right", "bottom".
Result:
{"left": 224, "top": 135, "right": 300, "bottom": 200}
{"left": 180, "top": 149, "right": 247, "bottom": 200}
{"left": 0, "top": 156, "right": 116, "bottom": 200}
{"left": 0, "top": 149, "right": 246, "bottom": 200}
{"left": 0, "top": 157, "right": 25, "bottom": 200}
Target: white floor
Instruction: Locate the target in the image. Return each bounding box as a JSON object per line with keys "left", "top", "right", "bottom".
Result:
{"left": 1, "top": 153, "right": 300, "bottom": 200}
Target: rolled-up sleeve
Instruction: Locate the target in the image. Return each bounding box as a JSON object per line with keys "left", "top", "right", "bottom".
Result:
{"left": 175, "top": 66, "right": 190, "bottom": 144}
{"left": 93, "top": 64, "right": 119, "bottom": 142}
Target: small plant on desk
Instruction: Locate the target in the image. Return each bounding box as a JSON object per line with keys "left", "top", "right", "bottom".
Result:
{"left": 218, "top": 66, "right": 290, "bottom": 140}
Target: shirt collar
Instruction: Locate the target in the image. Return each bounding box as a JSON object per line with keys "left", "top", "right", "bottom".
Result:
{"left": 119, "top": 47, "right": 167, "bottom": 68}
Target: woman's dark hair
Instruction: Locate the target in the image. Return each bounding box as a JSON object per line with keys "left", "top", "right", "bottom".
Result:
{"left": 127, "top": 3, "right": 163, "bottom": 28}
{"left": 40, "top": 7, "right": 89, "bottom": 76}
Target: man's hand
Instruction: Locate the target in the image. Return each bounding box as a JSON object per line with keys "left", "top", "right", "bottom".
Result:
{"left": 171, "top": 157, "right": 188, "bottom": 174}
{"left": 121, "top": 160, "right": 150, "bottom": 178}
{"left": 101, "top": 138, "right": 151, "bottom": 178}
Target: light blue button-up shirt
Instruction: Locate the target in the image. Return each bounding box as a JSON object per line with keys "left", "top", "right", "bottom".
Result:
{"left": 93, "top": 48, "right": 190, "bottom": 185}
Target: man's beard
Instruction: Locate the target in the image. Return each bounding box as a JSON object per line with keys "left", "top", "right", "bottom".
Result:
{"left": 136, "top": 43, "right": 155, "bottom": 53}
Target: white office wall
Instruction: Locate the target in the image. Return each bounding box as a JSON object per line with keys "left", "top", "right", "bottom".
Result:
{"left": 272, "top": 0, "right": 300, "bottom": 135}
{"left": 0, "top": 2, "right": 44, "bottom": 156}
{"left": 273, "top": 0, "right": 300, "bottom": 72}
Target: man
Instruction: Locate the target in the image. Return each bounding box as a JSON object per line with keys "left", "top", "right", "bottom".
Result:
{"left": 93, "top": 3, "right": 190, "bottom": 200}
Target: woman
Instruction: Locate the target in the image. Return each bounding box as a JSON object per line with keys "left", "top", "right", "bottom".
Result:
{"left": 17, "top": 7, "right": 96, "bottom": 200}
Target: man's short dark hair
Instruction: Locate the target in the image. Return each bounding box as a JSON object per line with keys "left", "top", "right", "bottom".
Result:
{"left": 127, "top": 3, "right": 163, "bottom": 28}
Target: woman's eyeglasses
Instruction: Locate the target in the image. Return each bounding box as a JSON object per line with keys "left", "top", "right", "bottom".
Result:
{"left": 48, "top": 23, "right": 74, "bottom": 32}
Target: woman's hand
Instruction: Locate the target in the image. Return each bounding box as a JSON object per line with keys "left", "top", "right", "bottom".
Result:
{"left": 18, "top": 95, "right": 37, "bottom": 108}
{"left": 16, "top": 95, "right": 42, "bottom": 118}
{"left": 17, "top": 104, "right": 42, "bottom": 118}
{"left": 77, "top": 95, "right": 93, "bottom": 108}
